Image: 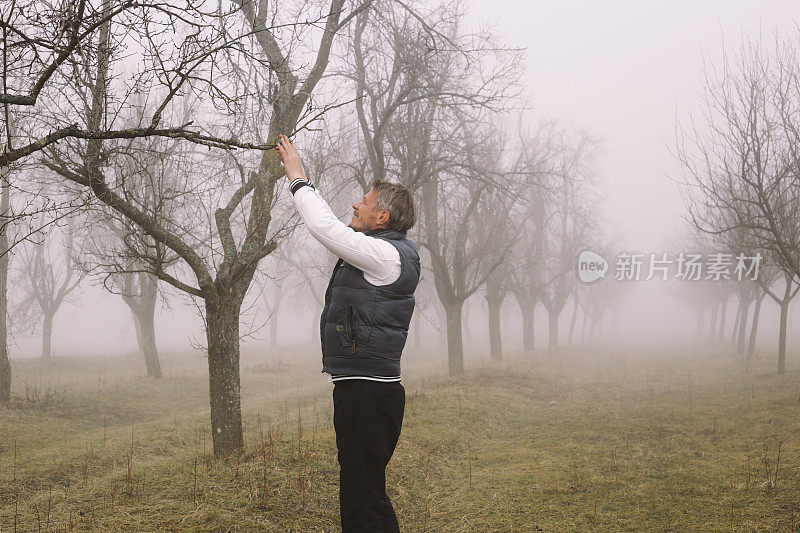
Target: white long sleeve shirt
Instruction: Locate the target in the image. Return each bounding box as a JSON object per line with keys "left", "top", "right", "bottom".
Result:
{"left": 289, "top": 178, "right": 402, "bottom": 383}
{"left": 291, "top": 184, "right": 401, "bottom": 285}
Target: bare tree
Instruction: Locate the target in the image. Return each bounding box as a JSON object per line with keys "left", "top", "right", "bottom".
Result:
{"left": 0, "top": 164, "right": 10, "bottom": 400}
{"left": 507, "top": 119, "right": 564, "bottom": 353}
{"left": 472, "top": 144, "right": 526, "bottom": 362}
{"left": 255, "top": 268, "right": 287, "bottom": 349}
{"left": 484, "top": 258, "right": 512, "bottom": 361}
{"left": 416, "top": 114, "right": 514, "bottom": 374}
{"left": 748, "top": 262, "right": 780, "bottom": 358}
{"left": 344, "top": 2, "right": 524, "bottom": 374}
{"left": 537, "top": 129, "right": 600, "bottom": 349}
{"left": 338, "top": 0, "right": 522, "bottom": 191}
{"left": 570, "top": 241, "right": 629, "bottom": 345}
{"left": 0, "top": 0, "right": 287, "bottom": 402}
{"left": 0, "top": 111, "right": 77, "bottom": 399}
{"left": 22, "top": 0, "right": 375, "bottom": 455}
{"left": 757, "top": 262, "right": 799, "bottom": 372}
{"left": 72, "top": 97, "right": 196, "bottom": 379}
{"left": 0, "top": 1, "right": 273, "bottom": 168}
{"left": 675, "top": 32, "right": 800, "bottom": 373}
{"left": 17, "top": 223, "right": 83, "bottom": 359}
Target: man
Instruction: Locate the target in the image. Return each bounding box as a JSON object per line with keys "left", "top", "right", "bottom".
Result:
{"left": 275, "top": 134, "right": 420, "bottom": 532}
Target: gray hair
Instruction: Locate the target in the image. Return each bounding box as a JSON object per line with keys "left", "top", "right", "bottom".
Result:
{"left": 370, "top": 178, "right": 416, "bottom": 233}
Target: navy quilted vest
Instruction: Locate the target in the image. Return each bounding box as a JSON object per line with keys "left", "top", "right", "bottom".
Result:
{"left": 320, "top": 228, "right": 421, "bottom": 376}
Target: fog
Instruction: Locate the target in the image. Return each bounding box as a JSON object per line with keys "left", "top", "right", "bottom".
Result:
{"left": 5, "top": 2, "right": 800, "bottom": 530}
{"left": 11, "top": 0, "right": 799, "bottom": 358}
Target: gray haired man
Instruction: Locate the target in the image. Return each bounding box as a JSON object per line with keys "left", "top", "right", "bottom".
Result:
{"left": 276, "top": 134, "right": 420, "bottom": 532}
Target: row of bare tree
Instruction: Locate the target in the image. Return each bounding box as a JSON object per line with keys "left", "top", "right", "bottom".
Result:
{"left": 676, "top": 32, "right": 800, "bottom": 374}
{"left": 0, "top": 0, "right": 613, "bottom": 457}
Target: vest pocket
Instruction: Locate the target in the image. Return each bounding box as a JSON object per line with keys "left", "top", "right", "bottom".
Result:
{"left": 347, "top": 306, "right": 357, "bottom": 355}
{"left": 336, "top": 305, "right": 372, "bottom": 355}
{"left": 335, "top": 307, "right": 354, "bottom": 352}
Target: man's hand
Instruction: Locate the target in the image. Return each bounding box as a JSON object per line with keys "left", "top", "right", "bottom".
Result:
{"left": 275, "top": 134, "right": 307, "bottom": 182}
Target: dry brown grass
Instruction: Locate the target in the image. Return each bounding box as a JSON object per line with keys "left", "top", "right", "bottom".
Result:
{"left": 2, "top": 345, "right": 800, "bottom": 531}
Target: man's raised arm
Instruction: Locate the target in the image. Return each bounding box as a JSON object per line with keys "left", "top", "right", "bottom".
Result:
{"left": 275, "top": 135, "right": 400, "bottom": 284}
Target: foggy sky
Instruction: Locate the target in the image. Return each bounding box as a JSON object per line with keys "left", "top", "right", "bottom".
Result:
{"left": 467, "top": 0, "right": 800, "bottom": 345}
{"left": 17, "top": 1, "right": 800, "bottom": 358}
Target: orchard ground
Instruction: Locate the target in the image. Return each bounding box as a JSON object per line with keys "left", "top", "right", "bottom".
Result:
{"left": 1, "top": 343, "right": 800, "bottom": 531}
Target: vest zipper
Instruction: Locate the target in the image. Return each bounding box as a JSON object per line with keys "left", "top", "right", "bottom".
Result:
{"left": 348, "top": 306, "right": 356, "bottom": 355}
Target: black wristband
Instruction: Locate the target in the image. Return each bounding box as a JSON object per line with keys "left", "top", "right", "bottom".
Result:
{"left": 290, "top": 178, "right": 315, "bottom": 195}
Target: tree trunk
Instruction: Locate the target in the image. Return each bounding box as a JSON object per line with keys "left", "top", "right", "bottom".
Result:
{"left": 746, "top": 295, "right": 763, "bottom": 360}
{"left": 485, "top": 274, "right": 504, "bottom": 361}
{"left": 138, "top": 309, "right": 162, "bottom": 378}
{"left": 269, "top": 310, "right": 278, "bottom": 348}
{"left": 737, "top": 299, "right": 750, "bottom": 354}
{"left": 547, "top": 307, "right": 559, "bottom": 348}
{"left": 462, "top": 302, "right": 473, "bottom": 347}
{"left": 778, "top": 301, "right": 788, "bottom": 375}
{"left": 124, "top": 274, "right": 162, "bottom": 378}
{"left": 0, "top": 204, "right": 9, "bottom": 401}
{"left": 516, "top": 296, "right": 535, "bottom": 353}
{"left": 778, "top": 301, "right": 789, "bottom": 375}
{"left": 589, "top": 312, "right": 601, "bottom": 342}
{"left": 708, "top": 303, "right": 719, "bottom": 340}
{"left": 717, "top": 299, "right": 727, "bottom": 341}
{"left": 567, "top": 300, "right": 578, "bottom": 345}
{"left": 434, "top": 303, "right": 447, "bottom": 349}
{"left": 206, "top": 296, "right": 244, "bottom": 456}
{"left": 269, "top": 281, "right": 280, "bottom": 348}
{"left": 42, "top": 310, "right": 54, "bottom": 359}
{"left": 0, "top": 165, "right": 9, "bottom": 401}
{"left": 486, "top": 297, "right": 502, "bottom": 361}
{"left": 445, "top": 303, "right": 464, "bottom": 375}
{"left": 133, "top": 311, "right": 144, "bottom": 349}
{"left": 731, "top": 300, "right": 741, "bottom": 345}
{"left": 581, "top": 310, "right": 589, "bottom": 343}
{"left": 413, "top": 307, "right": 420, "bottom": 350}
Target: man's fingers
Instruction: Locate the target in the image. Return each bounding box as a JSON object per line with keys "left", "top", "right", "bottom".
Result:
{"left": 275, "top": 134, "right": 299, "bottom": 160}
{"left": 278, "top": 136, "right": 291, "bottom": 151}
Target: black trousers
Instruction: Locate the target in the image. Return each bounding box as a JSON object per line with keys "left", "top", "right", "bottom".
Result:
{"left": 333, "top": 379, "right": 405, "bottom": 533}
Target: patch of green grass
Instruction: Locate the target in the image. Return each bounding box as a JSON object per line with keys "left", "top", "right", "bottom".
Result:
{"left": 2, "top": 347, "right": 800, "bottom": 531}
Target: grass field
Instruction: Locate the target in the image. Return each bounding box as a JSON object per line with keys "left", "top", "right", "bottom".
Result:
{"left": 2, "top": 345, "right": 800, "bottom": 532}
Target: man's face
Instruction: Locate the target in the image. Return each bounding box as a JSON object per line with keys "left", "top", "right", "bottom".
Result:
{"left": 349, "top": 189, "right": 387, "bottom": 233}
